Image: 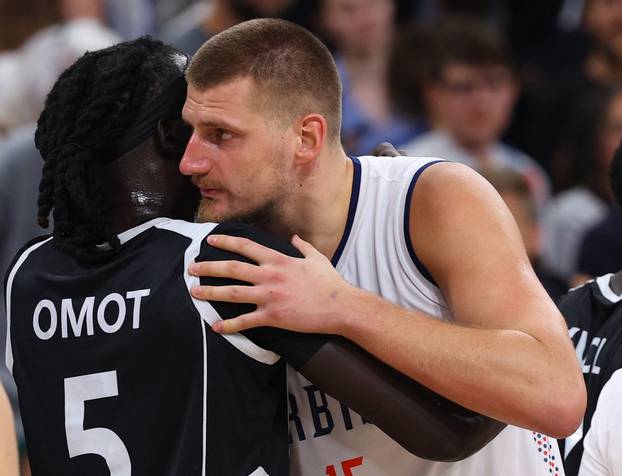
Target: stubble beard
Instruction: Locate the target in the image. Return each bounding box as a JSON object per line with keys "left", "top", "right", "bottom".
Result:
{"left": 195, "top": 142, "right": 292, "bottom": 231}
{"left": 196, "top": 185, "right": 289, "bottom": 232}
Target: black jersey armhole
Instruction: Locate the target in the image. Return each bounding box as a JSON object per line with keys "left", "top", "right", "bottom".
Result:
{"left": 196, "top": 222, "right": 328, "bottom": 370}
{"left": 403, "top": 161, "right": 445, "bottom": 287}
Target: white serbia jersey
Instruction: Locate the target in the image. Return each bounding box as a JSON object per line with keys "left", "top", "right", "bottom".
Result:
{"left": 287, "top": 155, "right": 564, "bottom": 476}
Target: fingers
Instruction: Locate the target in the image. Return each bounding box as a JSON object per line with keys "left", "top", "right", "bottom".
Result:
{"left": 371, "top": 142, "right": 401, "bottom": 157}
{"left": 290, "top": 234, "right": 319, "bottom": 258}
{"left": 191, "top": 283, "right": 263, "bottom": 304}
{"left": 206, "top": 234, "right": 282, "bottom": 264}
{"left": 212, "top": 311, "right": 265, "bottom": 334}
{"left": 189, "top": 260, "right": 261, "bottom": 282}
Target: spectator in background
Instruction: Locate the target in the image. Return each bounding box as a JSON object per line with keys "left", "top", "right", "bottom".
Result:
{"left": 400, "top": 16, "right": 550, "bottom": 211}
{"left": 480, "top": 167, "right": 568, "bottom": 301}
{"left": 576, "top": 205, "right": 622, "bottom": 283}
{"left": 0, "top": 0, "right": 61, "bottom": 52}
{"left": 413, "top": 0, "right": 506, "bottom": 26}
{"left": 510, "top": 0, "right": 622, "bottom": 178}
{"left": 541, "top": 86, "right": 622, "bottom": 283}
{"left": 0, "top": 3, "right": 119, "bottom": 474}
{"left": 163, "top": 0, "right": 300, "bottom": 56}
{"left": 317, "top": 0, "right": 422, "bottom": 156}
{"left": 0, "top": 0, "right": 119, "bottom": 132}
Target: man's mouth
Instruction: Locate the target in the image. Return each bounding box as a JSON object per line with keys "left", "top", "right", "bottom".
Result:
{"left": 199, "top": 188, "right": 223, "bottom": 198}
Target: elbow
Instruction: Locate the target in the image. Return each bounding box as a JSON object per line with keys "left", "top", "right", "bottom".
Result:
{"left": 537, "top": 382, "right": 586, "bottom": 439}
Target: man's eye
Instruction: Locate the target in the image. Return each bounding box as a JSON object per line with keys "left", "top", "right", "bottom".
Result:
{"left": 219, "top": 130, "right": 233, "bottom": 141}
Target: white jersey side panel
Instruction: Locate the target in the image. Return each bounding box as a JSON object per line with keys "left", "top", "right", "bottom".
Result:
{"left": 288, "top": 155, "right": 564, "bottom": 476}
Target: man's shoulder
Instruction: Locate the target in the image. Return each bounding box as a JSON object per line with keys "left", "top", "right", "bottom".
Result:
{"left": 5, "top": 234, "right": 52, "bottom": 274}
{"left": 4, "top": 235, "right": 52, "bottom": 308}
{"left": 559, "top": 274, "right": 622, "bottom": 330}
{"left": 198, "top": 222, "right": 300, "bottom": 262}
{"left": 154, "top": 219, "right": 217, "bottom": 240}
{"left": 558, "top": 277, "right": 597, "bottom": 307}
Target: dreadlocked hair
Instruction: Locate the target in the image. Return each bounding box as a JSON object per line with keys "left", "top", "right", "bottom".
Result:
{"left": 35, "top": 36, "right": 186, "bottom": 263}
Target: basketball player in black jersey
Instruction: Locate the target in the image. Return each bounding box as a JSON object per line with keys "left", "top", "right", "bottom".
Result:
{"left": 4, "top": 37, "right": 502, "bottom": 475}
{"left": 557, "top": 143, "right": 622, "bottom": 476}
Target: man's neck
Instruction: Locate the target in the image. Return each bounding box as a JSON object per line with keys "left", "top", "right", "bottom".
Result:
{"left": 280, "top": 147, "right": 354, "bottom": 260}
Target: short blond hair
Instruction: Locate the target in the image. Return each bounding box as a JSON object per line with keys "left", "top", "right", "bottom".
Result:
{"left": 187, "top": 18, "right": 342, "bottom": 141}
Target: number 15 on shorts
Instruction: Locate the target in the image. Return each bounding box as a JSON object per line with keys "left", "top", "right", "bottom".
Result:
{"left": 326, "top": 456, "right": 364, "bottom": 476}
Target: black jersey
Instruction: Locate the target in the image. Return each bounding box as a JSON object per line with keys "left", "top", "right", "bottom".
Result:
{"left": 558, "top": 274, "right": 622, "bottom": 476}
{"left": 4, "top": 218, "right": 325, "bottom": 476}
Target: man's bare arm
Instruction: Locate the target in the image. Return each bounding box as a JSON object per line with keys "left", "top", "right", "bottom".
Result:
{"left": 191, "top": 164, "right": 585, "bottom": 437}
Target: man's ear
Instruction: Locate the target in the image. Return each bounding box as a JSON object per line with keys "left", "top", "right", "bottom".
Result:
{"left": 295, "top": 114, "right": 327, "bottom": 164}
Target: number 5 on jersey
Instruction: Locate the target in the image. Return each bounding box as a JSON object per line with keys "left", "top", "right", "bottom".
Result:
{"left": 65, "top": 371, "right": 131, "bottom": 476}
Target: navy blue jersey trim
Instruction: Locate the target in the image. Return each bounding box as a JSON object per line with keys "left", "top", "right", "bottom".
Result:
{"left": 331, "top": 157, "right": 361, "bottom": 266}
{"left": 404, "top": 160, "right": 445, "bottom": 286}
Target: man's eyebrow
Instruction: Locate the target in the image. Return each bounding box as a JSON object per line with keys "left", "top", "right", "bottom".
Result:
{"left": 196, "top": 118, "right": 243, "bottom": 131}
{"left": 179, "top": 117, "right": 228, "bottom": 130}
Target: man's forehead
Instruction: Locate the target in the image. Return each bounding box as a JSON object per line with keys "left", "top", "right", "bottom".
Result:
{"left": 186, "top": 77, "right": 253, "bottom": 109}
{"left": 187, "top": 76, "right": 257, "bottom": 100}
{"left": 183, "top": 78, "right": 264, "bottom": 127}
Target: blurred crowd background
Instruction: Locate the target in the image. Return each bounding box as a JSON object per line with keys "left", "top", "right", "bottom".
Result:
{"left": 2, "top": 0, "right": 622, "bottom": 474}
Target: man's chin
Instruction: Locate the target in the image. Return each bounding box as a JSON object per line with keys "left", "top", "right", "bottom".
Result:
{"left": 195, "top": 202, "right": 228, "bottom": 224}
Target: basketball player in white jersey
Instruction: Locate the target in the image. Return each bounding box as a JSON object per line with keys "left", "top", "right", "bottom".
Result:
{"left": 180, "top": 19, "right": 586, "bottom": 475}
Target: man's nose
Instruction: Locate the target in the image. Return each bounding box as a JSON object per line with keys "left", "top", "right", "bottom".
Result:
{"left": 179, "top": 132, "right": 212, "bottom": 176}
